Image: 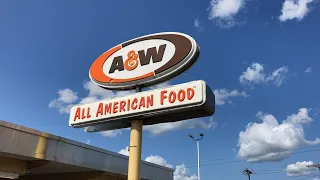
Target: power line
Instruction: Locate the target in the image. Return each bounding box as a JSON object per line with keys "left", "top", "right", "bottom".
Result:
{"left": 307, "top": 163, "right": 320, "bottom": 170}
{"left": 253, "top": 170, "right": 284, "bottom": 172}
{"left": 237, "top": 169, "right": 285, "bottom": 175}
{"left": 255, "top": 172, "right": 284, "bottom": 175}
{"left": 186, "top": 159, "right": 243, "bottom": 168}
{"left": 307, "top": 164, "right": 320, "bottom": 179}
{"left": 296, "top": 175, "right": 319, "bottom": 180}
{"left": 185, "top": 148, "right": 320, "bottom": 168}
{"left": 178, "top": 144, "right": 320, "bottom": 166}
{"left": 182, "top": 157, "right": 232, "bottom": 165}
{"left": 264, "top": 174, "right": 319, "bottom": 180}
{"left": 217, "top": 169, "right": 284, "bottom": 175}
{"left": 285, "top": 174, "right": 319, "bottom": 180}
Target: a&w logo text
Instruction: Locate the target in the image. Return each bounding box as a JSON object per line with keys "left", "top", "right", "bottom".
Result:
{"left": 89, "top": 32, "right": 199, "bottom": 90}
{"left": 109, "top": 44, "right": 166, "bottom": 73}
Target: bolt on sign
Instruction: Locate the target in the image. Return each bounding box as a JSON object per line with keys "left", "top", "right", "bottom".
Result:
{"left": 69, "top": 80, "right": 215, "bottom": 130}
{"left": 89, "top": 32, "right": 199, "bottom": 90}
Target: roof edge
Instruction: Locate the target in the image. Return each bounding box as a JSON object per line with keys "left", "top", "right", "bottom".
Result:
{"left": 0, "top": 120, "right": 174, "bottom": 172}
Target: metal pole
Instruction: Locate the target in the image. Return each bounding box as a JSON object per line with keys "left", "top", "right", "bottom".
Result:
{"left": 127, "top": 87, "right": 143, "bottom": 180}
{"left": 189, "top": 133, "right": 203, "bottom": 180}
{"left": 197, "top": 140, "right": 200, "bottom": 180}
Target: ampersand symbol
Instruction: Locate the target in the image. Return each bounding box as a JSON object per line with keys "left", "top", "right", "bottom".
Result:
{"left": 124, "top": 50, "right": 139, "bottom": 71}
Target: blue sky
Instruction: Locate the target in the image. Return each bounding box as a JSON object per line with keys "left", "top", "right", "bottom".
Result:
{"left": 1, "top": 0, "right": 320, "bottom": 179}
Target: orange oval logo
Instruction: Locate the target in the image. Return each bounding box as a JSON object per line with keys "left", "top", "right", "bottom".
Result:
{"left": 89, "top": 32, "right": 199, "bottom": 90}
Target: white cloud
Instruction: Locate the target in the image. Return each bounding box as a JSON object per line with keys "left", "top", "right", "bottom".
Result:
{"left": 305, "top": 67, "right": 312, "bottom": 73}
{"left": 84, "top": 81, "right": 134, "bottom": 100}
{"left": 145, "top": 155, "right": 174, "bottom": 168}
{"left": 240, "top": 63, "right": 289, "bottom": 87}
{"left": 208, "top": 0, "right": 246, "bottom": 28}
{"left": 98, "top": 130, "right": 122, "bottom": 138}
{"left": 285, "top": 108, "right": 313, "bottom": 125}
{"left": 57, "top": 89, "right": 78, "bottom": 103}
{"left": 209, "top": 0, "right": 245, "bottom": 18}
{"left": 144, "top": 118, "right": 217, "bottom": 136}
{"left": 48, "top": 100, "right": 74, "bottom": 114}
{"left": 118, "top": 146, "right": 129, "bottom": 156}
{"left": 48, "top": 88, "right": 78, "bottom": 114}
{"left": 266, "top": 67, "right": 289, "bottom": 87}
{"left": 208, "top": 117, "right": 219, "bottom": 129}
{"left": 313, "top": 108, "right": 320, "bottom": 116}
{"left": 214, "top": 89, "right": 248, "bottom": 105}
{"left": 279, "top": 0, "right": 314, "bottom": 22}
{"left": 79, "top": 96, "right": 100, "bottom": 104}
{"left": 286, "top": 161, "right": 315, "bottom": 176}
{"left": 193, "top": 18, "right": 203, "bottom": 32}
{"left": 174, "top": 164, "right": 198, "bottom": 180}
{"left": 83, "top": 81, "right": 114, "bottom": 99}
{"left": 240, "top": 63, "right": 266, "bottom": 84}
{"left": 145, "top": 155, "right": 197, "bottom": 180}
{"left": 238, "top": 108, "right": 320, "bottom": 162}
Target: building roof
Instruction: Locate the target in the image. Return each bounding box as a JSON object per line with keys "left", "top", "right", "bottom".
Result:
{"left": 0, "top": 120, "right": 174, "bottom": 180}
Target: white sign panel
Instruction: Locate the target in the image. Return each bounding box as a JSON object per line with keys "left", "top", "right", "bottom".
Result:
{"left": 69, "top": 80, "right": 214, "bottom": 129}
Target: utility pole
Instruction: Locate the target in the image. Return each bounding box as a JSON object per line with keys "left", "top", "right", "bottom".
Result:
{"left": 243, "top": 168, "right": 253, "bottom": 180}
{"left": 307, "top": 164, "right": 320, "bottom": 179}
{"left": 188, "top": 133, "right": 204, "bottom": 180}
{"left": 307, "top": 163, "right": 320, "bottom": 171}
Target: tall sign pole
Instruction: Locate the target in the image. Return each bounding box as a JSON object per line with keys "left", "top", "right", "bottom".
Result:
{"left": 128, "top": 118, "right": 143, "bottom": 179}
{"left": 128, "top": 87, "right": 143, "bottom": 180}
{"left": 69, "top": 32, "right": 215, "bottom": 180}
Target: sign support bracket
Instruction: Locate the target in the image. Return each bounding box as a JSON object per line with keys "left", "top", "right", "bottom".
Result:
{"left": 127, "top": 86, "right": 143, "bottom": 180}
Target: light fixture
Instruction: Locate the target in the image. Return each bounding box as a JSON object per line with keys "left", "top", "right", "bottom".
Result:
{"left": 0, "top": 172, "right": 19, "bottom": 179}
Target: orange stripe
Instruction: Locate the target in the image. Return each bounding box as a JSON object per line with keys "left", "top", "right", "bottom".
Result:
{"left": 89, "top": 45, "right": 121, "bottom": 83}
{"left": 111, "top": 72, "right": 154, "bottom": 83}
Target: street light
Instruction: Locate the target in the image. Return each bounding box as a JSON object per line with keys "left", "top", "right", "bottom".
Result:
{"left": 188, "top": 133, "right": 204, "bottom": 180}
